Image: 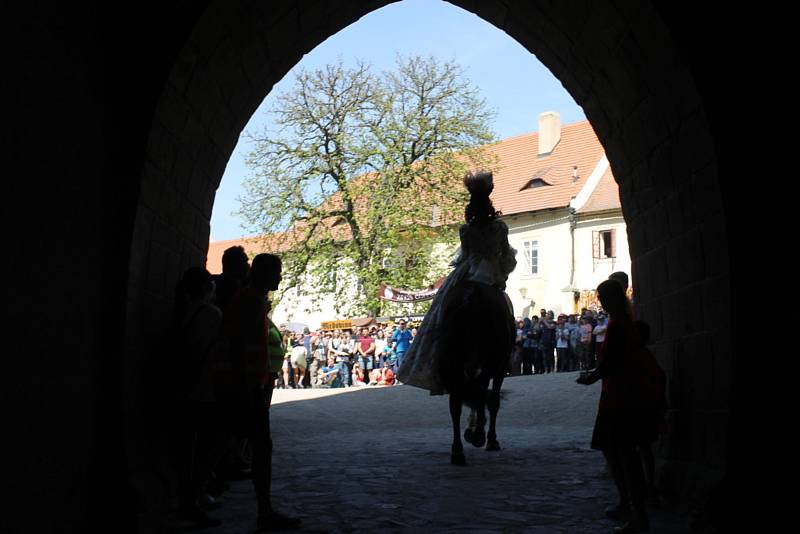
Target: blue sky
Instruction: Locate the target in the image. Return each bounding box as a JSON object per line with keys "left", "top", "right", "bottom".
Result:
{"left": 210, "top": 0, "right": 585, "bottom": 241}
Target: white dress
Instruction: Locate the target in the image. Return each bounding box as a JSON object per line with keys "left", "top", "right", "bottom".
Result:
{"left": 397, "top": 219, "right": 517, "bottom": 394}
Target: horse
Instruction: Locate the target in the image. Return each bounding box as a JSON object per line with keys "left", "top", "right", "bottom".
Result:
{"left": 438, "top": 280, "right": 515, "bottom": 465}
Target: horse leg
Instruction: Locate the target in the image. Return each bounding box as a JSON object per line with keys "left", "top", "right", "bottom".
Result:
{"left": 486, "top": 375, "right": 504, "bottom": 451}
{"left": 449, "top": 395, "right": 466, "bottom": 465}
{"left": 464, "top": 407, "right": 476, "bottom": 444}
{"left": 469, "top": 397, "right": 487, "bottom": 448}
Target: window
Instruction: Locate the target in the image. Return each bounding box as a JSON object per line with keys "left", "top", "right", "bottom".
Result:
{"left": 522, "top": 178, "right": 551, "bottom": 189}
{"left": 592, "top": 229, "right": 616, "bottom": 259}
{"left": 522, "top": 240, "right": 539, "bottom": 275}
{"left": 520, "top": 168, "right": 553, "bottom": 191}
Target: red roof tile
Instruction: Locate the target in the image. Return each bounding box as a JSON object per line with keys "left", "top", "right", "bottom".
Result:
{"left": 206, "top": 235, "right": 291, "bottom": 274}
{"left": 576, "top": 167, "right": 621, "bottom": 213}
{"left": 489, "top": 121, "right": 607, "bottom": 216}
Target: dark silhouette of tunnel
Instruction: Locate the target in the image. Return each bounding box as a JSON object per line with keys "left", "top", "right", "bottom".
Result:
{"left": 7, "top": 1, "right": 753, "bottom": 532}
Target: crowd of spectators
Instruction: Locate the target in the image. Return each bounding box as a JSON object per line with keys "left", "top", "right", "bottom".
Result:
{"left": 510, "top": 307, "right": 609, "bottom": 376}
{"left": 275, "top": 321, "right": 418, "bottom": 389}
{"left": 276, "top": 305, "right": 609, "bottom": 390}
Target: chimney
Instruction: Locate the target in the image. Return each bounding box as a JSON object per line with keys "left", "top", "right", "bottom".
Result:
{"left": 538, "top": 111, "right": 561, "bottom": 156}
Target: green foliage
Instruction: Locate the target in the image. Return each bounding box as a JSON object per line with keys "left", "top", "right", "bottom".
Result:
{"left": 238, "top": 56, "right": 497, "bottom": 316}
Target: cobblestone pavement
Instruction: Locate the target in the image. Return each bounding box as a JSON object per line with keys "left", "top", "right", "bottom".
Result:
{"left": 195, "top": 372, "right": 689, "bottom": 533}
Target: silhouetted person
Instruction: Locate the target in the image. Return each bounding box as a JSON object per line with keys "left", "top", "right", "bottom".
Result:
{"left": 577, "top": 279, "right": 650, "bottom": 533}
{"left": 214, "top": 245, "right": 250, "bottom": 314}
{"left": 171, "top": 267, "right": 224, "bottom": 528}
{"left": 609, "top": 271, "right": 634, "bottom": 318}
{"left": 212, "top": 246, "right": 252, "bottom": 488}
{"left": 608, "top": 271, "right": 629, "bottom": 291}
{"left": 633, "top": 319, "right": 668, "bottom": 507}
{"left": 222, "top": 253, "right": 301, "bottom": 531}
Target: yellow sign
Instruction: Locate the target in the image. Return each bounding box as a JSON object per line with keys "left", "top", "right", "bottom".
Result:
{"left": 321, "top": 319, "right": 353, "bottom": 331}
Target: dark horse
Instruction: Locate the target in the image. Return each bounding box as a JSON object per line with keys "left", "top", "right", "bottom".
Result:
{"left": 439, "top": 280, "right": 515, "bottom": 465}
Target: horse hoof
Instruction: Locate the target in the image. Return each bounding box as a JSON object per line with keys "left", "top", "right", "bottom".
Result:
{"left": 470, "top": 429, "right": 486, "bottom": 448}
{"left": 464, "top": 428, "right": 474, "bottom": 443}
{"left": 486, "top": 439, "right": 501, "bottom": 452}
{"left": 451, "top": 451, "right": 466, "bottom": 465}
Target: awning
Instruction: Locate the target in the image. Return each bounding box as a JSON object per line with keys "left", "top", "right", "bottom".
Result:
{"left": 351, "top": 316, "right": 376, "bottom": 328}
{"left": 320, "top": 317, "right": 376, "bottom": 331}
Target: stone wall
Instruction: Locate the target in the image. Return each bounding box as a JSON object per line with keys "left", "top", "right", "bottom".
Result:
{"left": 6, "top": 1, "right": 740, "bottom": 531}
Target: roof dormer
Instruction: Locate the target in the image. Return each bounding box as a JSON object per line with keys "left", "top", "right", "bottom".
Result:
{"left": 520, "top": 167, "right": 554, "bottom": 190}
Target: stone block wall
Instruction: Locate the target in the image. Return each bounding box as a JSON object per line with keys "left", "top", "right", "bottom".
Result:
{"left": 5, "top": 1, "right": 736, "bottom": 531}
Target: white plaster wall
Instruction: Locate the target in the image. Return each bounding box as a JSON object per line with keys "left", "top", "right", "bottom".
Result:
{"left": 272, "top": 212, "right": 630, "bottom": 327}
{"left": 505, "top": 209, "right": 574, "bottom": 317}
{"left": 271, "top": 241, "right": 458, "bottom": 329}
{"left": 271, "top": 281, "right": 345, "bottom": 330}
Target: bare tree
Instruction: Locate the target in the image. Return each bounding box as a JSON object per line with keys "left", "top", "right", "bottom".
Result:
{"left": 239, "top": 56, "right": 497, "bottom": 316}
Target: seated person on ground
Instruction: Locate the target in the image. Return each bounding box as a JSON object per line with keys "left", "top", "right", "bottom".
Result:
{"left": 351, "top": 362, "right": 367, "bottom": 387}
{"left": 317, "top": 355, "right": 342, "bottom": 388}
{"left": 368, "top": 368, "right": 382, "bottom": 386}
{"left": 377, "top": 360, "right": 395, "bottom": 386}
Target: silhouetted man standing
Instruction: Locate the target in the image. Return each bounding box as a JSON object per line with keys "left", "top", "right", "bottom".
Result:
{"left": 214, "top": 245, "right": 250, "bottom": 314}
{"left": 212, "top": 245, "right": 252, "bottom": 484}
{"left": 224, "top": 253, "right": 301, "bottom": 531}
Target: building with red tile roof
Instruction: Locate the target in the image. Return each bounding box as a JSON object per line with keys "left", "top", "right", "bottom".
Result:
{"left": 208, "top": 112, "right": 628, "bottom": 326}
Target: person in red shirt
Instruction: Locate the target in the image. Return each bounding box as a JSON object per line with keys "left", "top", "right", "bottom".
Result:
{"left": 356, "top": 327, "right": 376, "bottom": 375}
{"left": 377, "top": 360, "right": 395, "bottom": 386}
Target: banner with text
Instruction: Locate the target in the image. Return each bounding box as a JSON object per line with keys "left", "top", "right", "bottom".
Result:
{"left": 378, "top": 277, "right": 445, "bottom": 303}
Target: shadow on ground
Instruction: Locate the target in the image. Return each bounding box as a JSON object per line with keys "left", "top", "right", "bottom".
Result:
{"left": 185, "top": 373, "right": 689, "bottom": 533}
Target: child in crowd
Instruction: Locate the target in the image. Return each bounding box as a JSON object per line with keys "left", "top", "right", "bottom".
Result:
{"left": 379, "top": 342, "right": 396, "bottom": 373}
{"left": 351, "top": 362, "right": 367, "bottom": 387}
{"left": 377, "top": 360, "right": 395, "bottom": 386}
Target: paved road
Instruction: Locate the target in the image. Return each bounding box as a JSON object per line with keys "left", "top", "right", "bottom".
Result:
{"left": 190, "top": 372, "right": 689, "bottom": 533}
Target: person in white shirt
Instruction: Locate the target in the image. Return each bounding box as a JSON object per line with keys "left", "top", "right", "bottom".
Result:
{"left": 289, "top": 334, "right": 308, "bottom": 388}
{"left": 593, "top": 314, "right": 609, "bottom": 368}
{"left": 333, "top": 332, "right": 354, "bottom": 387}
{"left": 373, "top": 329, "right": 388, "bottom": 369}
{"left": 555, "top": 314, "right": 571, "bottom": 372}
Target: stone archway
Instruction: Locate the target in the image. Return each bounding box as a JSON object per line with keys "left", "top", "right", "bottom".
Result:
{"left": 128, "top": 0, "right": 729, "bottom": 517}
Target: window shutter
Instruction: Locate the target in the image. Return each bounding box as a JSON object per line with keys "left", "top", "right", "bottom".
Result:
{"left": 592, "top": 231, "right": 600, "bottom": 259}
{"left": 610, "top": 229, "right": 616, "bottom": 258}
